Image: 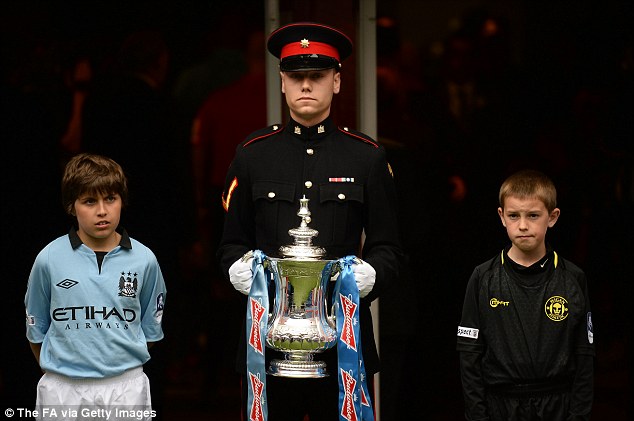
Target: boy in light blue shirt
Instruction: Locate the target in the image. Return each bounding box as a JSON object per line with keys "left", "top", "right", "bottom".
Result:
{"left": 25, "top": 153, "right": 166, "bottom": 419}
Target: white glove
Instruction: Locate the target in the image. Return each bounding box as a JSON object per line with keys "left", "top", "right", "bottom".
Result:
{"left": 352, "top": 259, "right": 376, "bottom": 298}
{"left": 229, "top": 254, "right": 254, "bottom": 295}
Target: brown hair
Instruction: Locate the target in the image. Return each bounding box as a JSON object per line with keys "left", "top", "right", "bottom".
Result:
{"left": 499, "top": 170, "right": 557, "bottom": 212}
{"left": 61, "top": 153, "right": 128, "bottom": 215}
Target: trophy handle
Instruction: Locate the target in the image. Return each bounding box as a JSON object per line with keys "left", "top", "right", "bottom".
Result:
{"left": 263, "top": 257, "right": 280, "bottom": 327}
{"left": 327, "top": 263, "right": 341, "bottom": 325}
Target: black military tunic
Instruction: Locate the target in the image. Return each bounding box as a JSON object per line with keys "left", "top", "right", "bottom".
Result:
{"left": 218, "top": 115, "right": 403, "bottom": 376}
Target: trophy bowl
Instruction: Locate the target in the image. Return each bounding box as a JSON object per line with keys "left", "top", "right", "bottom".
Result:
{"left": 265, "top": 196, "right": 338, "bottom": 378}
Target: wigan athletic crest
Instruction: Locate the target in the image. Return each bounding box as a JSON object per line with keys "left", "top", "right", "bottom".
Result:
{"left": 545, "top": 295, "right": 569, "bottom": 322}
{"left": 118, "top": 272, "right": 138, "bottom": 298}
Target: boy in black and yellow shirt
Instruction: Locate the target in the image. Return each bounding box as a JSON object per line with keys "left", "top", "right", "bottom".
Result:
{"left": 457, "top": 170, "right": 594, "bottom": 421}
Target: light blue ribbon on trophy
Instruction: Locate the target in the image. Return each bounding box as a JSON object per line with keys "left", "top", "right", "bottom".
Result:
{"left": 246, "top": 252, "right": 373, "bottom": 421}
{"left": 334, "top": 256, "right": 374, "bottom": 421}
{"left": 246, "top": 250, "right": 269, "bottom": 421}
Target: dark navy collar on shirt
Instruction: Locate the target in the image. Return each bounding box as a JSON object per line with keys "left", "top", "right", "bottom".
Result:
{"left": 68, "top": 226, "right": 132, "bottom": 250}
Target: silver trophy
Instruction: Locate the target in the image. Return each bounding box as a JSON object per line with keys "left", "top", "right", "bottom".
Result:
{"left": 265, "top": 196, "right": 338, "bottom": 378}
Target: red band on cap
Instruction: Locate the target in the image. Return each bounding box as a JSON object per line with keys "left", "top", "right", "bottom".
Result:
{"left": 281, "top": 41, "right": 340, "bottom": 61}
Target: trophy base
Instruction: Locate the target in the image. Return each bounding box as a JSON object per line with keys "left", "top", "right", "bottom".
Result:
{"left": 267, "top": 359, "right": 329, "bottom": 378}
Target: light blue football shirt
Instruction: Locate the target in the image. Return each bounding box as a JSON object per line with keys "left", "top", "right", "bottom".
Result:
{"left": 25, "top": 228, "right": 166, "bottom": 378}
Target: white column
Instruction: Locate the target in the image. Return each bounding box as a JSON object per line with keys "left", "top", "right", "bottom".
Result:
{"left": 357, "top": 0, "right": 380, "bottom": 419}
{"left": 265, "top": 0, "right": 282, "bottom": 125}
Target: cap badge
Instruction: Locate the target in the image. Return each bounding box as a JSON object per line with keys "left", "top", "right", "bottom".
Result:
{"left": 300, "top": 38, "right": 310, "bottom": 48}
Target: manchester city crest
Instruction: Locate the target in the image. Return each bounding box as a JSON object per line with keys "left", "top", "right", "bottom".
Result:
{"left": 118, "top": 271, "right": 138, "bottom": 298}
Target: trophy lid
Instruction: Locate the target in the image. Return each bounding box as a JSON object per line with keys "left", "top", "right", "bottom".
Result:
{"left": 279, "top": 196, "right": 326, "bottom": 259}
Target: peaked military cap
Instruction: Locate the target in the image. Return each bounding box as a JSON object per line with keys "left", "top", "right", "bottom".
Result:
{"left": 267, "top": 22, "right": 353, "bottom": 72}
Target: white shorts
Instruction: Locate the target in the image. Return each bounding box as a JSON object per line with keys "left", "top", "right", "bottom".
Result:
{"left": 35, "top": 367, "right": 154, "bottom": 421}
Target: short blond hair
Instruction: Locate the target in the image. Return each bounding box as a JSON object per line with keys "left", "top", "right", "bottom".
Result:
{"left": 62, "top": 153, "right": 128, "bottom": 215}
{"left": 499, "top": 170, "right": 557, "bottom": 212}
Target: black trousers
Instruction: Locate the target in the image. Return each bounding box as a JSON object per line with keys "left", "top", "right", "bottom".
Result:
{"left": 486, "top": 391, "right": 572, "bottom": 421}
{"left": 242, "top": 373, "right": 375, "bottom": 421}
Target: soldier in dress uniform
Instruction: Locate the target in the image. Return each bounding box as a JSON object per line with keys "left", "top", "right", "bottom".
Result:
{"left": 217, "top": 22, "right": 404, "bottom": 420}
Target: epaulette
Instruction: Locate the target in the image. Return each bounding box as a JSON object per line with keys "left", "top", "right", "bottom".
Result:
{"left": 243, "top": 124, "right": 284, "bottom": 147}
{"left": 338, "top": 126, "right": 379, "bottom": 148}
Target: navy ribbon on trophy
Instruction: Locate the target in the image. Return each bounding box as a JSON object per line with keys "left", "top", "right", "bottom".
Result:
{"left": 334, "top": 255, "right": 374, "bottom": 421}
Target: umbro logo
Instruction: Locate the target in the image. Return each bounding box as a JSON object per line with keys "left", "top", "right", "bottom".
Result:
{"left": 56, "top": 279, "right": 79, "bottom": 289}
